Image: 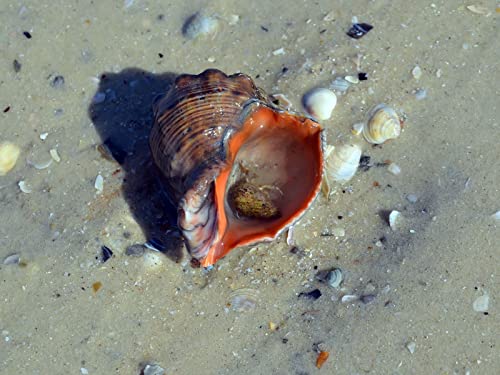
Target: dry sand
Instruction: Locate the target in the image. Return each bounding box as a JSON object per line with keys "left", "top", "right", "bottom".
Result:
{"left": 1, "top": 0, "right": 498, "bottom": 374}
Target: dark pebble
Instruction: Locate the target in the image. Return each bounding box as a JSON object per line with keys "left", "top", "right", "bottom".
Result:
{"left": 346, "top": 23, "right": 373, "bottom": 39}
{"left": 50, "top": 75, "right": 65, "bottom": 89}
{"left": 359, "top": 155, "right": 372, "bottom": 171}
{"left": 298, "top": 288, "right": 322, "bottom": 300}
{"left": 361, "top": 294, "right": 376, "bottom": 304}
{"left": 101, "top": 245, "right": 113, "bottom": 262}
{"left": 358, "top": 72, "right": 368, "bottom": 81}
{"left": 13, "top": 59, "right": 22, "bottom": 73}
{"left": 23, "top": 31, "right": 32, "bottom": 39}
{"left": 125, "top": 244, "right": 145, "bottom": 257}
{"left": 3, "top": 106, "right": 11, "bottom": 113}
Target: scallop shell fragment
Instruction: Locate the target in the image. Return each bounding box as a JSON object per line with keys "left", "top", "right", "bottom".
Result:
{"left": 228, "top": 288, "right": 259, "bottom": 312}
{"left": 362, "top": 104, "right": 401, "bottom": 144}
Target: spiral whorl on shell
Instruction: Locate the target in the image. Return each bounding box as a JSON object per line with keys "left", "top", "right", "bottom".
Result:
{"left": 150, "top": 69, "right": 324, "bottom": 267}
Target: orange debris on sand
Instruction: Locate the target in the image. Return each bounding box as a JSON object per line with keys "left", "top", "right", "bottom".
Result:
{"left": 316, "top": 351, "right": 329, "bottom": 369}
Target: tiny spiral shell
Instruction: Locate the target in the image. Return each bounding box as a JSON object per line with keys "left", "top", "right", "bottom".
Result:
{"left": 363, "top": 104, "right": 401, "bottom": 144}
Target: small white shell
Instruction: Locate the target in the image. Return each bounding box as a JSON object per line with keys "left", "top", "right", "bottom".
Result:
{"left": 325, "top": 143, "right": 362, "bottom": 183}
{"left": 50, "top": 149, "right": 61, "bottom": 163}
{"left": 302, "top": 88, "right": 337, "bottom": 120}
{"left": 18, "top": 180, "right": 32, "bottom": 193}
{"left": 389, "top": 210, "right": 401, "bottom": 230}
{"left": 182, "top": 12, "right": 219, "bottom": 39}
{"left": 330, "top": 77, "right": 350, "bottom": 93}
{"left": 363, "top": 104, "right": 401, "bottom": 144}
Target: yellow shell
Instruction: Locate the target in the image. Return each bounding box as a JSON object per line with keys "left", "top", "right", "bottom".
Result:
{"left": 363, "top": 104, "right": 401, "bottom": 144}
{"left": 0, "top": 142, "right": 21, "bottom": 176}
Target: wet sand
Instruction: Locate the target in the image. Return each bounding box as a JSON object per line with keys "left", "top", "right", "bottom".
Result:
{"left": 1, "top": 1, "right": 498, "bottom": 374}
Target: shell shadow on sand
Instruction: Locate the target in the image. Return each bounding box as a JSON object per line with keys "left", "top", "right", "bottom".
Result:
{"left": 88, "top": 68, "right": 184, "bottom": 262}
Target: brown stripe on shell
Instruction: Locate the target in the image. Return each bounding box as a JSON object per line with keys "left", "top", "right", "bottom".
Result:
{"left": 150, "top": 69, "right": 266, "bottom": 201}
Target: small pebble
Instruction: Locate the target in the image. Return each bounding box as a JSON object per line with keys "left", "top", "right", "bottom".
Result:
{"left": 412, "top": 65, "right": 422, "bottom": 80}
{"left": 341, "top": 294, "right": 358, "bottom": 303}
{"left": 406, "top": 341, "right": 416, "bottom": 354}
{"left": 182, "top": 12, "right": 219, "bottom": 39}
{"left": 94, "top": 174, "right": 104, "bottom": 192}
{"left": 415, "top": 88, "right": 427, "bottom": 100}
{"left": 473, "top": 293, "right": 489, "bottom": 312}
{"left": 387, "top": 163, "right": 401, "bottom": 175}
{"left": 406, "top": 194, "right": 418, "bottom": 203}
{"left": 302, "top": 88, "right": 337, "bottom": 120}
{"left": 0, "top": 142, "right": 21, "bottom": 175}
{"left": 50, "top": 75, "right": 65, "bottom": 89}
{"left": 126, "top": 244, "right": 146, "bottom": 257}
{"left": 13, "top": 59, "right": 22, "bottom": 73}
{"left": 143, "top": 364, "right": 165, "bottom": 375}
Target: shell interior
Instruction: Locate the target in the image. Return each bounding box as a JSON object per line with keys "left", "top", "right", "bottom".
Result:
{"left": 203, "top": 104, "right": 323, "bottom": 266}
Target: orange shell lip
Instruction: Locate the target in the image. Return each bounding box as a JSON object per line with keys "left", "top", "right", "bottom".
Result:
{"left": 201, "top": 104, "right": 324, "bottom": 267}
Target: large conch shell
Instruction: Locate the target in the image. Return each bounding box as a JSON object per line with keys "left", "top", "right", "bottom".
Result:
{"left": 150, "top": 69, "right": 324, "bottom": 267}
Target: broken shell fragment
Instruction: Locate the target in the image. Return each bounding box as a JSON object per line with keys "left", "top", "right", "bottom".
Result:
{"left": 18, "top": 180, "right": 32, "bottom": 193}
{"left": 388, "top": 210, "right": 401, "bottom": 230}
{"left": 0, "top": 142, "right": 21, "bottom": 176}
{"left": 362, "top": 104, "right": 401, "bottom": 144}
{"left": 150, "top": 69, "right": 324, "bottom": 267}
{"left": 182, "top": 12, "right": 219, "bottom": 39}
{"left": 325, "top": 143, "right": 362, "bottom": 183}
{"left": 302, "top": 88, "right": 337, "bottom": 120}
{"left": 229, "top": 288, "right": 259, "bottom": 312}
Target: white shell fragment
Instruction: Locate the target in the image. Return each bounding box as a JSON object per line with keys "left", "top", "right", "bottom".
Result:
{"left": 0, "top": 142, "right": 21, "bottom": 176}
{"left": 39, "top": 132, "right": 49, "bottom": 140}
{"left": 466, "top": 5, "right": 492, "bottom": 16}
{"left": 363, "top": 104, "right": 401, "bottom": 144}
{"left": 302, "top": 88, "right": 337, "bottom": 120}
{"left": 229, "top": 288, "right": 259, "bottom": 312}
{"left": 351, "top": 122, "right": 364, "bottom": 135}
{"left": 341, "top": 294, "right": 358, "bottom": 303}
{"left": 183, "top": 12, "right": 219, "bottom": 39}
{"left": 344, "top": 75, "right": 359, "bottom": 84}
{"left": 18, "top": 180, "right": 32, "bottom": 193}
{"left": 330, "top": 77, "right": 350, "bottom": 93}
{"left": 326, "top": 268, "right": 343, "bottom": 288}
{"left": 27, "top": 158, "right": 52, "bottom": 170}
{"left": 492, "top": 211, "right": 500, "bottom": 220}
{"left": 406, "top": 341, "right": 416, "bottom": 354}
{"left": 389, "top": 210, "right": 401, "bottom": 230}
{"left": 412, "top": 65, "right": 422, "bottom": 80}
{"left": 387, "top": 162, "right": 401, "bottom": 175}
{"left": 94, "top": 174, "right": 104, "bottom": 192}
{"left": 415, "top": 89, "right": 427, "bottom": 100}
{"left": 325, "top": 143, "right": 362, "bottom": 183}
{"left": 473, "top": 293, "right": 489, "bottom": 312}
{"left": 3, "top": 253, "right": 21, "bottom": 265}
{"left": 49, "top": 149, "right": 61, "bottom": 163}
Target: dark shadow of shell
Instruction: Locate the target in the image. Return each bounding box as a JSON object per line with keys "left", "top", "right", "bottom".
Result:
{"left": 88, "top": 68, "right": 183, "bottom": 263}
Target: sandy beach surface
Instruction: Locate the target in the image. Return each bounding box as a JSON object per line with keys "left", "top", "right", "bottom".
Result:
{"left": 1, "top": 0, "right": 498, "bottom": 374}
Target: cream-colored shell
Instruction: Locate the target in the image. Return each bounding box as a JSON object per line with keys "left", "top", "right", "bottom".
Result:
{"left": 325, "top": 143, "right": 362, "bottom": 183}
{"left": 363, "top": 104, "right": 401, "bottom": 144}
